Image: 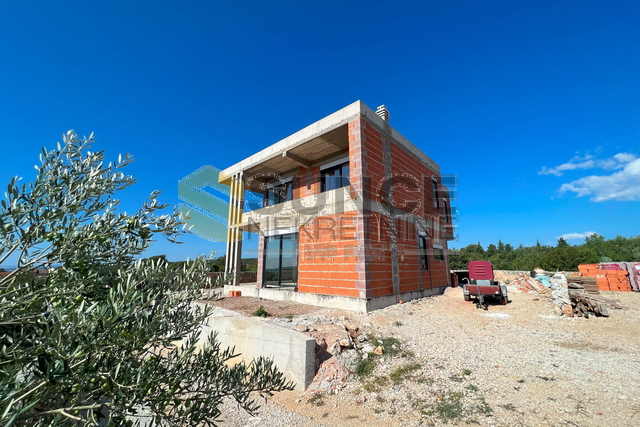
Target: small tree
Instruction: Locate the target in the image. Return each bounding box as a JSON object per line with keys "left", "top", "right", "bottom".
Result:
{"left": 0, "top": 131, "right": 293, "bottom": 426}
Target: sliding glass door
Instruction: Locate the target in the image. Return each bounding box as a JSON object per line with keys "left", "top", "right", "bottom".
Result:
{"left": 263, "top": 233, "right": 299, "bottom": 288}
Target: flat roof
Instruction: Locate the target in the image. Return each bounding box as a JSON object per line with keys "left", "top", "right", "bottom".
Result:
{"left": 219, "top": 100, "right": 440, "bottom": 184}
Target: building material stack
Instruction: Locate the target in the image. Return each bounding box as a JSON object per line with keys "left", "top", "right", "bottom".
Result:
{"left": 562, "top": 274, "right": 624, "bottom": 317}
{"left": 600, "top": 262, "right": 640, "bottom": 292}
{"left": 577, "top": 264, "right": 632, "bottom": 292}
{"left": 565, "top": 273, "right": 599, "bottom": 294}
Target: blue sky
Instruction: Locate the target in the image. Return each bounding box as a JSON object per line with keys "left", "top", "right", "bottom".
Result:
{"left": 0, "top": 0, "right": 637, "bottom": 265}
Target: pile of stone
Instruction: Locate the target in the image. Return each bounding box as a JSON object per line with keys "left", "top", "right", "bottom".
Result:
{"left": 547, "top": 273, "right": 574, "bottom": 317}
{"left": 302, "top": 316, "right": 380, "bottom": 393}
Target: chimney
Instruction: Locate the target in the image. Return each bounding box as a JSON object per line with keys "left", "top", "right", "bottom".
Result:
{"left": 376, "top": 105, "right": 389, "bottom": 122}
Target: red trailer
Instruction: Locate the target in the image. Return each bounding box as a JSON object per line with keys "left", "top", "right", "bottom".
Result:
{"left": 463, "top": 261, "right": 509, "bottom": 309}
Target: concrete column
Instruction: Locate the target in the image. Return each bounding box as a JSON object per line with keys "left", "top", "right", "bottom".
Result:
{"left": 381, "top": 135, "right": 400, "bottom": 295}
{"left": 225, "top": 171, "right": 244, "bottom": 286}
{"left": 444, "top": 241, "right": 451, "bottom": 286}
{"left": 349, "top": 119, "right": 369, "bottom": 299}
{"left": 256, "top": 233, "right": 265, "bottom": 288}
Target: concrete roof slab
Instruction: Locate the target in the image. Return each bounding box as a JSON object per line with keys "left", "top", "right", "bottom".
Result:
{"left": 219, "top": 100, "right": 440, "bottom": 184}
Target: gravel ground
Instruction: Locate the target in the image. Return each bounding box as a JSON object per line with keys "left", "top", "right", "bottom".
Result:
{"left": 213, "top": 287, "right": 640, "bottom": 427}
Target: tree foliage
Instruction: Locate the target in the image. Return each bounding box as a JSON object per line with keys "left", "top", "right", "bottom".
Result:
{"left": 0, "top": 131, "right": 294, "bottom": 426}
{"left": 450, "top": 234, "right": 640, "bottom": 271}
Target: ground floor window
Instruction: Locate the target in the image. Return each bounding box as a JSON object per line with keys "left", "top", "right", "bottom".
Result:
{"left": 263, "top": 232, "right": 298, "bottom": 288}
{"left": 419, "top": 235, "right": 429, "bottom": 270}
{"left": 433, "top": 244, "right": 444, "bottom": 261}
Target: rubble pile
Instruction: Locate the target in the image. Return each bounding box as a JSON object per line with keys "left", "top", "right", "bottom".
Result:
{"left": 509, "top": 274, "right": 552, "bottom": 295}
{"left": 305, "top": 316, "right": 378, "bottom": 393}
{"left": 510, "top": 274, "right": 550, "bottom": 293}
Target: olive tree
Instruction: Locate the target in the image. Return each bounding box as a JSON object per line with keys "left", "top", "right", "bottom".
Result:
{"left": 0, "top": 131, "right": 294, "bottom": 426}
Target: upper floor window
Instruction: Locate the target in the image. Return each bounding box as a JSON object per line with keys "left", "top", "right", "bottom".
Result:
{"left": 432, "top": 178, "right": 439, "bottom": 209}
{"left": 264, "top": 179, "right": 292, "bottom": 206}
{"left": 321, "top": 161, "right": 350, "bottom": 192}
{"left": 443, "top": 199, "right": 449, "bottom": 223}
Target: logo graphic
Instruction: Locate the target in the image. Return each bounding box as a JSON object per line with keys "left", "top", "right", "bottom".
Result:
{"left": 178, "top": 166, "right": 259, "bottom": 243}
{"left": 179, "top": 166, "right": 459, "bottom": 244}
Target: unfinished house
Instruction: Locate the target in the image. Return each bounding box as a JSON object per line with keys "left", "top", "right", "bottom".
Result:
{"left": 219, "top": 101, "right": 454, "bottom": 311}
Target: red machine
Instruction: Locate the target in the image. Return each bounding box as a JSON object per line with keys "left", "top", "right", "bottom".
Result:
{"left": 463, "top": 261, "right": 509, "bottom": 309}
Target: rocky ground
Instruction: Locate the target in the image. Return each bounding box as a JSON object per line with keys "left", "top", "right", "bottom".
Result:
{"left": 209, "top": 286, "right": 640, "bottom": 427}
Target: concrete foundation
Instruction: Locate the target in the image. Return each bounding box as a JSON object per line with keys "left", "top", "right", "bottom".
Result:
{"left": 196, "top": 306, "right": 316, "bottom": 390}
{"left": 223, "top": 284, "right": 448, "bottom": 312}
{"left": 366, "top": 286, "right": 448, "bottom": 311}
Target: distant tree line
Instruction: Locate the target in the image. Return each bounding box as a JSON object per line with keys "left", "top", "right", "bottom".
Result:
{"left": 449, "top": 234, "right": 640, "bottom": 272}
{"left": 145, "top": 254, "right": 258, "bottom": 272}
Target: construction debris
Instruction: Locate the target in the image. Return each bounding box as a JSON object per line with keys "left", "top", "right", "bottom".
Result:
{"left": 509, "top": 274, "right": 550, "bottom": 294}
{"left": 507, "top": 269, "right": 628, "bottom": 318}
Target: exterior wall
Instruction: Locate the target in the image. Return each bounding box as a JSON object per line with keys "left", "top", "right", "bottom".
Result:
{"left": 293, "top": 166, "right": 322, "bottom": 199}
{"left": 395, "top": 217, "right": 423, "bottom": 294}
{"left": 365, "top": 214, "right": 394, "bottom": 297}
{"left": 358, "top": 117, "right": 451, "bottom": 293}
{"left": 297, "top": 212, "right": 361, "bottom": 298}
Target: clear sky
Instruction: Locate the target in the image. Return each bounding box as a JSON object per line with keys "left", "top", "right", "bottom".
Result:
{"left": 0, "top": 0, "right": 637, "bottom": 266}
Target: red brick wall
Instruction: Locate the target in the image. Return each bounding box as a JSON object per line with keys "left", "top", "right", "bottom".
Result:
{"left": 365, "top": 215, "right": 394, "bottom": 297}
{"left": 360, "top": 120, "right": 386, "bottom": 207}
{"left": 297, "top": 212, "right": 361, "bottom": 298}
{"left": 359, "top": 118, "right": 450, "bottom": 292}
{"left": 396, "top": 217, "right": 422, "bottom": 294}
{"left": 293, "top": 166, "right": 321, "bottom": 199}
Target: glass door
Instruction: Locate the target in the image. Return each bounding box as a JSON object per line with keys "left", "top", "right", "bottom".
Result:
{"left": 264, "top": 235, "right": 281, "bottom": 286}
{"left": 263, "top": 233, "right": 299, "bottom": 288}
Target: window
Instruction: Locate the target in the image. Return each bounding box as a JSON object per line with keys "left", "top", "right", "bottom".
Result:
{"left": 443, "top": 200, "right": 449, "bottom": 223}
{"left": 433, "top": 244, "right": 444, "bottom": 261}
{"left": 321, "top": 162, "right": 350, "bottom": 192}
{"left": 432, "top": 178, "right": 439, "bottom": 209}
{"left": 419, "top": 235, "right": 429, "bottom": 270}
{"left": 264, "top": 180, "right": 293, "bottom": 206}
{"left": 263, "top": 233, "right": 299, "bottom": 287}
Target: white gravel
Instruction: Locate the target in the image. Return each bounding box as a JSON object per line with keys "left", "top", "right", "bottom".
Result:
{"left": 216, "top": 286, "right": 640, "bottom": 427}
